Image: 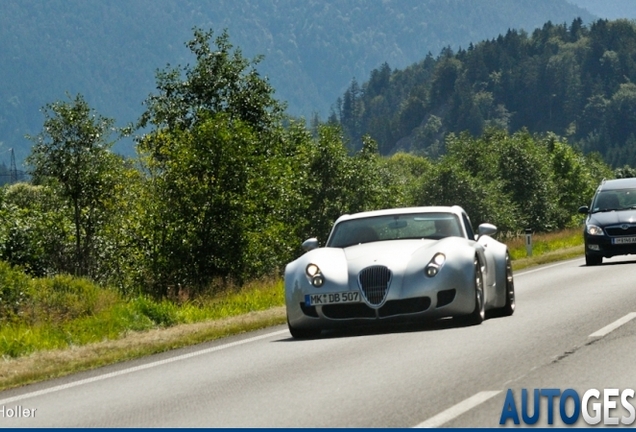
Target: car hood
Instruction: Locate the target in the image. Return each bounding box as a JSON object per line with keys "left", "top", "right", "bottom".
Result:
{"left": 341, "top": 239, "right": 446, "bottom": 274}
{"left": 588, "top": 209, "right": 636, "bottom": 226}
{"left": 343, "top": 239, "right": 435, "bottom": 261}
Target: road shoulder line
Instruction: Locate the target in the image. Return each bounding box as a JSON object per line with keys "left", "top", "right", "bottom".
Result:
{"left": 0, "top": 329, "right": 289, "bottom": 405}
{"left": 414, "top": 390, "right": 501, "bottom": 428}
{"left": 589, "top": 312, "right": 636, "bottom": 338}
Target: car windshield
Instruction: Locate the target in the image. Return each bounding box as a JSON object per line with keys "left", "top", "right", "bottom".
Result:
{"left": 592, "top": 189, "right": 636, "bottom": 212}
{"left": 327, "top": 213, "right": 463, "bottom": 248}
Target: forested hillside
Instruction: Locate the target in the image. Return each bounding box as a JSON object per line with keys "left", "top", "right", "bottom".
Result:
{"left": 337, "top": 18, "right": 636, "bottom": 167}
{"left": 0, "top": 0, "right": 595, "bottom": 164}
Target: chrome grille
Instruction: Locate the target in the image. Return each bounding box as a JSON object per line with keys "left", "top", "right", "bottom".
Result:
{"left": 358, "top": 265, "right": 392, "bottom": 306}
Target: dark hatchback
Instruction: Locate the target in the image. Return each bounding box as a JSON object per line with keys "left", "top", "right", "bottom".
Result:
{"left": 579, "top": 178, "right": 636, "bottom": 266}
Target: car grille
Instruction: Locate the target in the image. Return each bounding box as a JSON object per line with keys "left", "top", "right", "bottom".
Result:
{"left": 358, "top": 265, "right": 392, "bottom": 306}
{"left": 605, "top": 225, "right": 636, "bottom": 236}
{"left": 322, "top": 297, "right": 431, "bottom": 319}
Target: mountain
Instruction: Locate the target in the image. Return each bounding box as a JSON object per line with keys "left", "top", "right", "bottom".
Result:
{"left": 567, "top": 0, "right": 636, "bottom": 19}
{"left": 1, "top": 0, "right": 596, "bottom": 165}
{"left": 336, "top": 18, "right": 636, "bottom": 167}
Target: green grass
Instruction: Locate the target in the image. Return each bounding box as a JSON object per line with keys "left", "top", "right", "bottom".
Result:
{"left": 0, "top": 275, "right": 285, "bottom": 360}
{"left": 503, "top": 227, "right": 584, "bottom": 270}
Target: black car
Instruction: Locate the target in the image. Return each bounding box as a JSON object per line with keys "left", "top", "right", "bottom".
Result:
{"left": 578, "top": 178, "right": 636, "bottom": 266}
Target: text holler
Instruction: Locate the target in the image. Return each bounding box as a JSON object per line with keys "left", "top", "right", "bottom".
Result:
{"left": 1, "top": 405, "right": 37, "bottom": 418}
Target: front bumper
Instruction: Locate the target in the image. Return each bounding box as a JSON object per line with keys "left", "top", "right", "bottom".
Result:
{"left": 286, "top": 276, "right": 476, "bottom": 330}
{"left": 584, "top": 235, "right": 636, "bottom": 258}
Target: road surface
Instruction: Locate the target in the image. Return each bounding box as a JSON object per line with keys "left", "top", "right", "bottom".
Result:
{"left": 1, "top": 255, "right": 635, "bottom": 427}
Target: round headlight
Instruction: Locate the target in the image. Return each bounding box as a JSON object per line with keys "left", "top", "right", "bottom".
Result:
{"left": 432, "top": 253, "right": 446, "bottom": 266}
{"left": 586, "top": 224, "right": 604, "bottom": 236}
{"left": 306, "top": 263, "right": 320, "bottom": 277}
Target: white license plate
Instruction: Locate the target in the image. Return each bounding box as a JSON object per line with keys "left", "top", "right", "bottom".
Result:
{"left": 613, "top": 236, "right": 636, "bottom": 244}
{"left": 305, "top": 292, "right": 360, "bottom": 306}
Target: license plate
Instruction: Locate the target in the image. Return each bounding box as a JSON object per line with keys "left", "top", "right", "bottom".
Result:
{"left": 305, "top": 292, "right": 360, "bottom": 306}
{"left": 613, "top": 236, "right": 636, "bottom": 244}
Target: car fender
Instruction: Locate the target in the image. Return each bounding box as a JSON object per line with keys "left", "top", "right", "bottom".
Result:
{"left": 284, "top": 247, "right": 349, "bottom": 321}
{"left": 479, "top": 236, "right": 509, "bottom": 309}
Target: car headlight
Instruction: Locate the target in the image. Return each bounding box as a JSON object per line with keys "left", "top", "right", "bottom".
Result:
{"left": 586, "top": 224, "right": 604, "bottom": 236}
{"left": 306, "top": 263, "right": 325, "bottom": 287}
{"left": 425, "top": 253, "right": 446, "bottom": 277}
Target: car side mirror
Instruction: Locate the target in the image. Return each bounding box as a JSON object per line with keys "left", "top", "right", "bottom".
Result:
{"left": 302, "top": 238, "right": 319, "bottom": 252}
{"left": 578, "top": 205, "right": 589, "bottom": 214}
{"left": 477, "top": 223, "right": 497, "bottom": 238}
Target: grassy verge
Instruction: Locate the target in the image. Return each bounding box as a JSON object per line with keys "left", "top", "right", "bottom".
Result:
{"left": 505, "top": 227, "right": 584, "bottom": 270}
{"left": 0, "top": 276, "right": 286, "bottom": 391}
{"left": 0, "top": 307, "right": 286, "bottom": 392}
{"left": 0, "top": 228, "right": 584, "bottom": 392}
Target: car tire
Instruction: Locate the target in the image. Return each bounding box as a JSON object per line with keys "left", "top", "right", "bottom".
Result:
{"left": 287, "top": 317, "right": 321, "bottom": 339}
{"left": 457, "top": 258, "right": 485, "bottom": 326}
{"left": 585, "top": 254, "right": 602, "bottom": 266}
{"left": 493, "top": 252, "right": 515, "bottom": 317}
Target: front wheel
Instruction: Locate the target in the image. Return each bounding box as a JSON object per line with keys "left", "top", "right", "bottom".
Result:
{"left": 493, "top": 252, "right": 515, "bottom": 317}
{"left": 456, "top": 258, "right": 485, "bottom": 326}
{"left": 585, "top": 254, "right": 602, "bottom": 266}
{"left": 287, "top": 317, "right": 321, "bottom": 339}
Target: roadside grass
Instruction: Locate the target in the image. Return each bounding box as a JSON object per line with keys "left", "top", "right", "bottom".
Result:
{"left": 0, "top": 228, "right": 584, "bottom": 391}
{"left": 0, "top": 278, "right": 285, "bottom": 359}
{"left": 505, "top": 227, "right": 584, "bottom": 270}
{"left": 0, "top": 276, "right": 285, "bottom": 390}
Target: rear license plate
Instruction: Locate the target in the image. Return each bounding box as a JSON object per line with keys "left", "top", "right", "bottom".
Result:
{"left": 305, "top": 292, "right": 360, "bottom": 306}
{"left": 613, "top": 236, "right": 636, "bottom": 244}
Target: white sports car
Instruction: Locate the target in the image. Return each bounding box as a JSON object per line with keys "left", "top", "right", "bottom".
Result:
{"left": 285, "top": 206, "right": 515, "bottom": 338}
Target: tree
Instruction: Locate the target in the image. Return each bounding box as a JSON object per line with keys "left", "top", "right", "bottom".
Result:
{"left": 298, "top": 124, "right": 357, "bottom": 242}
{"left": 137, "top": 28, "right": 288, "bottom": 293}
{"left": 26, "top": 94, "right": 121, "bottom": 277}
{"left": 543, "top": 133, "right": 605, "bottom": 227}
{"left": 0, "top": 183, "right": 73, "bottom": 277}
{"left": 139, "top": 114, "right": 256, "bottom": 294}
{"left": 138, "top": 27, "right": 283, "bottom": 133}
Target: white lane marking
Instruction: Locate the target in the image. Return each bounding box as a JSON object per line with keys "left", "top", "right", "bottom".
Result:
{"left": 589, "top": 312, "right": 636, "bottom": 338}
{"left": 515, "top": 259, "right": 578, "bottom": 277}
{"left": 414, "top": 390, "right": 501, "bottom": 428}
{"left": 0, "top": 329, "right": 289, "bottom": 405}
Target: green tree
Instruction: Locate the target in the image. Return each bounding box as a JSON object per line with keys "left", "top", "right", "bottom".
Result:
{"left": 137, "top": 28, "right": 287, "bottom": 294}
{"left": 139, "top": 114, "right": 255, "bottom": 294}
{"left": 0, "top": 183, "right": 73, "bottom": 277}
{"left": 382, "top": 152, "right": 434, "bottom": 206}
{"left": 139, "top": 27, "right": 283, "bottom": 133}
{"left": 26, "top": 94, "right": 121, "bottom": 277}
{"left": 298, "top": 125, "right": 357, "bottom": 242}
{"left": 543, "top": 133, "right": 607, "bottom": 227}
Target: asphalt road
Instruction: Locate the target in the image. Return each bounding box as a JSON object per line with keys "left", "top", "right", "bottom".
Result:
{"left": 1, "top": 255, "right": 636, "bottom": 427}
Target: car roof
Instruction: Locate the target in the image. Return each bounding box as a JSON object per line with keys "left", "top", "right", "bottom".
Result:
{"left": 597, "top": 178, "right": 636, "bottom": 191}
{"left": 333, "top": 206, "right": 465, "bottom": 223}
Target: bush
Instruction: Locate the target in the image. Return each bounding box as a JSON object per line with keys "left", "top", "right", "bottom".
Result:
{"left": 0, "top": 261, "right": 31, "bottom": 322}
{"left": 129, "top": 297, "right": 179, "bottom": 327}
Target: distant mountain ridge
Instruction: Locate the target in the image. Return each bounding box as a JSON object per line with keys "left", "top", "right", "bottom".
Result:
{"left": 0, "top": 0, "right": 598, "bottom": 164}
{"left": 337, "top": 18, "right": 636, "bottom": 168}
